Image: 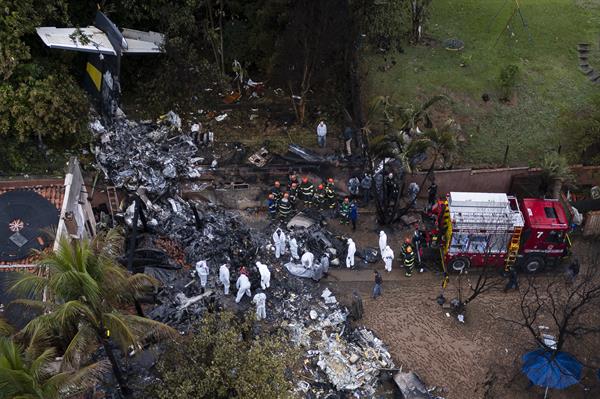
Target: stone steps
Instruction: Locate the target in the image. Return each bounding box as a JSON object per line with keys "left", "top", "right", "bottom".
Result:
{"left": 575, "top": 43, "right": 600, "bottom": 83}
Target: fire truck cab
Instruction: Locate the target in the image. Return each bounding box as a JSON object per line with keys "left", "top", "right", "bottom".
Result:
{"left": 516, "top": 198, "right": 571, "bottom": 272}
{"left": 432, "top": 192, "right": 570, "bottom": 273}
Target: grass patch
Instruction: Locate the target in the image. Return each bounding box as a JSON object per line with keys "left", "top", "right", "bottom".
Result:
{"left": 363, "top": 0, "right": 600, "bottom": 166}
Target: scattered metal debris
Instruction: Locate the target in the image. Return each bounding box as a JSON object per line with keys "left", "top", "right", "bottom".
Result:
{"left": 247, "top": 147, "right": 271, "bottom": 167}
{"left": 394, "top": 370, "right": 445, "bottom": 399}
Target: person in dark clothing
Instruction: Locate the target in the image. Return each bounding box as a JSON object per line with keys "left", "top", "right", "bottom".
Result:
{"left": 385, "top": 173, "right": 399, "bottom": 204}
{"left": 266, "top": 194, "right": 277, "bottom": 218}
{"left": 288, "top": 174, "right": 299, "bottom": 191}
{"left": 360, "top": 173, "right": 372, "bottom": 205}
{"left": 427, "top": 180, "right": 438, "bottom": 211}
{"left": 339, "top": 197, "right": 351, "bottom": 225}
{"left": 277, "top": 193, "right": 292, "bottom": 220}
{"left": 349, "top": 201, "right": 358, "bottom": 231}
{"left": 299, "top": 176, "right": 314, "bottom": 206}
{"left": 503, "top": 268, "right": 519, "bottom": 292}
{"left": 289, "top": 182, "right": 298, "bottom": 207}
{"left": 373, "top": 270, "right": 383, "bottom": 299}
{"left": 343, "top": 127, "right": 354, "bottom": 156}
{"left": 566, "top": 259, "right": 580, "bottom": 283}
{"left": 314, "top": 184, "right": 326, "bottom": 210}
{"left": 272, "top": 181, "right": 282, "bottom": 202}
{"left": 403, "top": 246, "right": 415, "bottom": 277}
{"left": 348, "top": 176, "right": 360, "bottom": 200}
{"left": 350, "top": 290, "right": 363, "bottom": 320}
{"left": 412, "top": 226, "right": 424, "bottom": 269}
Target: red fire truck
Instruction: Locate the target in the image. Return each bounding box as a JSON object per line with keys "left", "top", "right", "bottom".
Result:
{"left": 430, "top": 192, "right": 571, "bottom": 273}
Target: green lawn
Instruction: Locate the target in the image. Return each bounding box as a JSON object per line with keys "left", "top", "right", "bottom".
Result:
{"left": 363, "top": 0, "right": 600, "bottom": 166}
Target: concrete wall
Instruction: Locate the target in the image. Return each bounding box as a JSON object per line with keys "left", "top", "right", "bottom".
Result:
{"left": 404, "top": 165, "right": 600, "bottom": 198}
{"left": 404, "top": 167, "right": 530, "bottom": 197}
{"left": 571, "top": 165, "right": 600, "bottom": 186}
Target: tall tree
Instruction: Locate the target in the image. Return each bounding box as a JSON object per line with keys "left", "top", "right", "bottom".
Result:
{"left": 407, "top": 0, "right": 432, "bottom": 44}
{"left": 539, "top": 152, "right": 573, "bottom": 200}
{"left": 502, "top": 257, "right": 600, "bottom": 352}
{"left": 10, "top": 234, "right": 177, "bottom": 395}
{"left": 402, "top": 117, "right": 456, "bottom": 216}
{"left": 358, "top": 95, "right": 453, "bottom": 224}
{"left": 281, "top": 0, "right": 349, "bottom": 124}
{"left": 0, "top": 1, "right": 88, "bottom": 146}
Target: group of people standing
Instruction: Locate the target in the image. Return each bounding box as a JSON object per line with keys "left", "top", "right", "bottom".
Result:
{"left": 194, "top": 258, "right": 271, "bottom": 321}
{"left": 272, "top": 227, "right": 331, "bottom": 281}
{"left": 378, "top": 228, "right": 424, "bottom": 277}
{"left": 372, "top": 227, "right": 425, "bottom": 299}
{"left": 266, "top": 174, "right": 360, "bottom": 229}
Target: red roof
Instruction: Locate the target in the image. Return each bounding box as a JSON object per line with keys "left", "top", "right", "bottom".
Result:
{"left": 0, "top": 181, "right": 64, "bottom": 211}
{"left": 0, "top": 180, "right": 65, "bottom": 267}
{"left": 520, "top": 198, "right": 569, "bottom": 230}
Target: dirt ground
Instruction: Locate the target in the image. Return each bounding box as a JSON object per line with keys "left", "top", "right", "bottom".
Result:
{"left": 316, "top": 212, "right": 600, "bottom": 399}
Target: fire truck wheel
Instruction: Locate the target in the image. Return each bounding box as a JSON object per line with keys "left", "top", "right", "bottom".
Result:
{"left": 522, "top": 256, "right": 545, "bottom": 273}
{"left": 449, "top": 257, "right": 470, "bottom": 272}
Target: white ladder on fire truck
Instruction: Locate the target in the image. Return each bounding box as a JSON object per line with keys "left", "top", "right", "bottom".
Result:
{"left": 504, "top": 226, "right": 523, "bottom": 272}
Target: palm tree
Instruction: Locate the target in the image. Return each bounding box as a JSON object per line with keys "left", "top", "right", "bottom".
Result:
{"left": 540, "top": 153, "right": 574, "bottom": 199}
{"left": 346, "top": 94, "right": 451, "bottom": 224}
{"left": 402, "top": 119, "right": 457, "bottom": 216}
{"left": 395, "top": 95, "right": 449, "bottom": 131}
{"left": 0, "top": 319, "right": 12, "bottom": 337}
{"left": 10, "top": 234, "right": 177, "bottom": 395}
{"left": 0, "top": 336, "right": 108, "bottom": 399}
{"left": 368, "top": 130, "right": 412, "bottom": 224}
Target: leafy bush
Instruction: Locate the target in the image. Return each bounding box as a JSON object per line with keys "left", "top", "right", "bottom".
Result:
{"left": 145, "top": 311, "right": 298, "bottom": 399}
{"left": 498, "top": 64, "right": 520, "bottom": 100}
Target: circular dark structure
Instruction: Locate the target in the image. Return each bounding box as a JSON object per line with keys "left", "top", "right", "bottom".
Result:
{"left": 0, "top": 190, "right": 59, "bottom": 261}
{"left": 443, "top": 38, "right": 464, "bottom": 51}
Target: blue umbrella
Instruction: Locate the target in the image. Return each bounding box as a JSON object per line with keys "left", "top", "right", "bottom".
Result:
{"left": 522, "top": 349, "right": 582, "bottom": 395}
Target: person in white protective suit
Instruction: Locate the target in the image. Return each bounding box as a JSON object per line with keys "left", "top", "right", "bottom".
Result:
{"left": 252, "top": 291, "right": 267, "bottom": 320}
{"left": 235, "top": 273, "right": 252, "bottom": 303}
{"left": 278, "top": 229, "right": 287, "bottom": 253}
{"left": 382, "top": 245, "right": 394, "bottom": 272}
{"left": 195, "top": 260, "right": 209, "bottom": 293}
{"left": 320, "top": 253, "right": 330, "bottom": 275}
{"left": 379, "top": 231, "right": 387, "bottom": 260}
{"left": 256, "top": 261, "right": 271, "bottom": 290}
{"left": 272, "top": 228, "right": 283, "bottom": 258}
{"left": 219, "top": 264, "right": 230, "bottom": 295}
{"left": 289, "top": 235, "right": 300, "bottom": 260}
{"left": 301, "top": 251, "right": 314, "bottom": 269}
{"left": 346, "top": 238, "right": 356, "bottom": 268}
